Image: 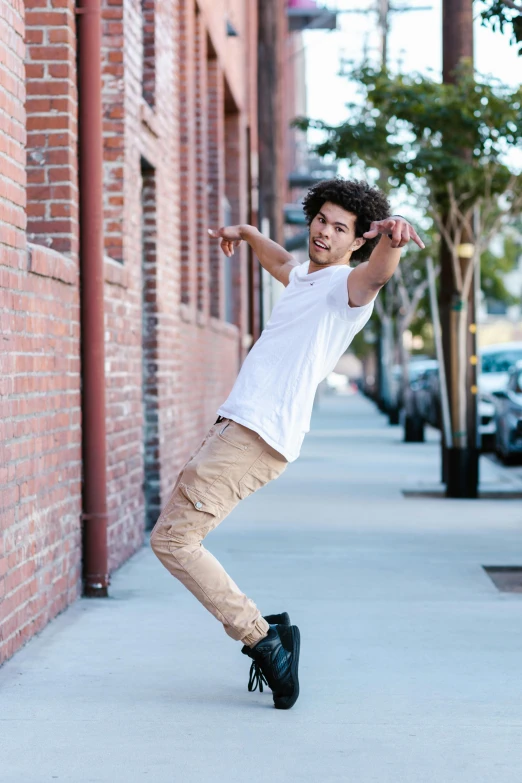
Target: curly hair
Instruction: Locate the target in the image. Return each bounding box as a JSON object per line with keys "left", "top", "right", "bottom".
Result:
{"left": 302, "top": 178, "right": 391, "bottom": 262}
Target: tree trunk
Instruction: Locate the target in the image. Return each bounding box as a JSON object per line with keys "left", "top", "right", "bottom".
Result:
{"left": 441, "top": 0, "right": 478, "bottom": 498}
{"left": 445, "top": 283, "right": 479, "bottom": 497}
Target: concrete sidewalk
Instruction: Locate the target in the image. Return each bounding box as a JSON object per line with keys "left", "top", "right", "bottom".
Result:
{"left": 1, "top": 394, "right": 522, "bottom": 783}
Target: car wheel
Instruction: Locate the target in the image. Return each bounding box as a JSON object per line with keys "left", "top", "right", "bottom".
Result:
{"left": 499, "top": 434, "right": 518, "bottom": 466}
{"left": 481, "top": 434, "right": 495, "bottom": 453}
{"left": 388, "top": 405, "right": 400, "bottom": 425}
{"left": 404, "top": 413, "right": 425, "bottom": 443}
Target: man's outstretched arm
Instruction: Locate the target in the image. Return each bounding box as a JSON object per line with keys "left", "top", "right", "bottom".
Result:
{"left": 208, "top": 225, "right": 299, "bottom": 287}
{"left": 347, "top": 216, "right": 425, "bottom": 307}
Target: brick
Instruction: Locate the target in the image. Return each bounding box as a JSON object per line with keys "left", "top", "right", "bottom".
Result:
{"left": 2, "top": 0, "right": 262, "bottom": 669}
{"left": 48, "top": 29, "right": 75, "bottom": 45}
{"left": 25, "top": 29, "right": 44, "bottom": 44}
{"left": 28, "top": 45, "right": 70, "bottom": 61}
{"left": 26, "top": 80, "right": 71, "bottom": 96}
{"left": 47, "top": 63, "right": 69, "bottom": 78}
{"left": 26, "top": 11, "right": 70, "bottom": 26}
{"left": 25, "top": 63, "right": 44, "bottom": 78}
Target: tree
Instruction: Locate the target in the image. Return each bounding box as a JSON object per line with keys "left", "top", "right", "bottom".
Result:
{"left": 478, "top": 0, "right": 522, "bottom": 55}
{"left": 296, "top": 65, "right": 522, "bottom": 467}
{"left": 481, "top": 233, "right": 519, "bottom": 310}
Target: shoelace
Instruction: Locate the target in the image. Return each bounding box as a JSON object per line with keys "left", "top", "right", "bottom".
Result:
{"left": 248, "top": 660, "right": 269, "bottom": 693}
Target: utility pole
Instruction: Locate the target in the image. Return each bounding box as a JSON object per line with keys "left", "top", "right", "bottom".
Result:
{"left": 442, "top": 0, "right": 473, "bottom": 81}
{"left": 441, "top": 0, "right": 478, "bottom": 497}
{"left": 257, "top": 0, "right": 285, "bottom": 248}
{"left": 257, "top": 0, "right": 286, "bottom": 329}
{"left": 378, "top": 0, "right": 389, "bottom": 66}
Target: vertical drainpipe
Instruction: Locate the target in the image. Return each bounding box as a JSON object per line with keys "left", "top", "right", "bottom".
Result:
{"left": 77, "top": 0, "right": 109, "bottom": 596}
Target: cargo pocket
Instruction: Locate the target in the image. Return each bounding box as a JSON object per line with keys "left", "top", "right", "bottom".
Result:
{"left": 179, "top": 482, "right": 222, "bottom": 513}
{"left": 239, "top": 450, "right": 287, "bottom": 500}
{"left": 180, "top": 420, "right": 255, "bottom": 500}
{"left": 165, "top": 483, "right": 223, "bottom": 543}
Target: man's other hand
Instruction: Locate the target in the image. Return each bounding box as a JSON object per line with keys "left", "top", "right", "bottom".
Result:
{"left": 208, "top": 226, "right": 243, "bottom": 257}
{"left": 363, "top": 216, "right": 425, "bottom": 250}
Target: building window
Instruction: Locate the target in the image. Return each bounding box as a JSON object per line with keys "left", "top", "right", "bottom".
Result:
{"left": 178, "top": 0, "right": 196, "bottom": 305}
{"left": 195, "top": 16, "right": 208, "bottom": 312}
{"left": 222, "top": 196, "right": 234, "bottom": 323}
{"left": 224, "top": 105, "right": 241, "bottom": 325}
{"left": 207, "top": 55, "right": 224, "bottom": 319}
{"left": 140, "top": 158, "right": 160, "bottom": 529}
{"left": 142, "top": 0, "right": 155, "bottom": 108}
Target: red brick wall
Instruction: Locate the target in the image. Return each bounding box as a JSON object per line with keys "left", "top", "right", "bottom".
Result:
{"left": 0, "top": 0, "right": 27, "bottom": 664}
{"left": 1, "top": 0, "right": 263, "bottom": 665}
{"left": 1, "top": 0, "right": 83, "bottom": 665}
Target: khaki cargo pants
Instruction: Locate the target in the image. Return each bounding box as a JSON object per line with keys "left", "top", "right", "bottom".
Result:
{"left": 150, "top": 417, "right": 288, "bottom": 648}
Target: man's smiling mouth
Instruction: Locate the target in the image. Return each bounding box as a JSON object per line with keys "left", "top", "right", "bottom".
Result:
{"left": 313, "top": 239, "right": 329, "bottom": 250}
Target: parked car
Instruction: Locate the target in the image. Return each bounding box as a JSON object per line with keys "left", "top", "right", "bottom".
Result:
{"left": 479, "top": 342, "right": 522, "bottom": 449}
{"left": 412, "top": 362, "right": 440, "bottom": 428}
{"left": 493, "top": 362, "right": 522, "bottom": 464}
{"left": 403, "top": 343, "right": 522, "bottom": 448}
{"left": 392, "top": 358, "right": 438, "bottom": 409}
{"left": 388, "top": 356, "right": 433, "bottom": 425}
{"left": 479, "top": 342, "right": 522, "bottom": 394}
{"left": 401, "top": 359, "right": 438, "bottom": 441}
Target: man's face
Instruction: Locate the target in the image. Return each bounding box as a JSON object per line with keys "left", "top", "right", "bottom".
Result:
{"left": 308, "top": 201, "right": 363, "bottom": 267}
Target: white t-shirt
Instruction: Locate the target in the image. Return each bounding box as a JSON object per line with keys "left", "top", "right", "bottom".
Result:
{"left": 217, "top": 260, "right": 376, "bottom": 462}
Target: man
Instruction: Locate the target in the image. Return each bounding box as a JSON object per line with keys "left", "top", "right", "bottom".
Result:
{"left": 151, "top": 178, "right": 424, "bottom": 711}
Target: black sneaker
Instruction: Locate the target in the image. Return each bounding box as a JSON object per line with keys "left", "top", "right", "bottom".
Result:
{"left": 241, "top": 624, "right": 300, "bottom": 710}
{"left": 241, "top": 613, "right": 292, "bottom": 695}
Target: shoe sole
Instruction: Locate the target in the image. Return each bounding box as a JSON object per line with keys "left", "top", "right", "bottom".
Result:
{"left": 273, "top": 624, "right": 300, "bottom": 710}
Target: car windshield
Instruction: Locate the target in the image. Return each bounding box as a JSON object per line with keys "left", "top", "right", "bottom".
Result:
{"left": 409, "top": 363, "right": 437, "bottom": 381}
{"left": 481, "top": 350, "right": 522, "bottom": 374}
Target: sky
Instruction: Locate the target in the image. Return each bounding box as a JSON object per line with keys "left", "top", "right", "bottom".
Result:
{"left": 304, "top": 0, "right": 521, "bottom": 130}
{"left": 301, "top": 1, "right": 521, "bottom": 215}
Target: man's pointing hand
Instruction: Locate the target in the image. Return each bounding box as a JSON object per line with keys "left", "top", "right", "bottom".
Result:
{"left": 363, "top": 216, "right": 425, "bottom": 250}
{"left": 208, "top": 226, "right": 243, "bottom": 258}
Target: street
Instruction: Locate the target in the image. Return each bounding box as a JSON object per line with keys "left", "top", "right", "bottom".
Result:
{"left": 1, "top": 393, "right": 522, "bottom": 783}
